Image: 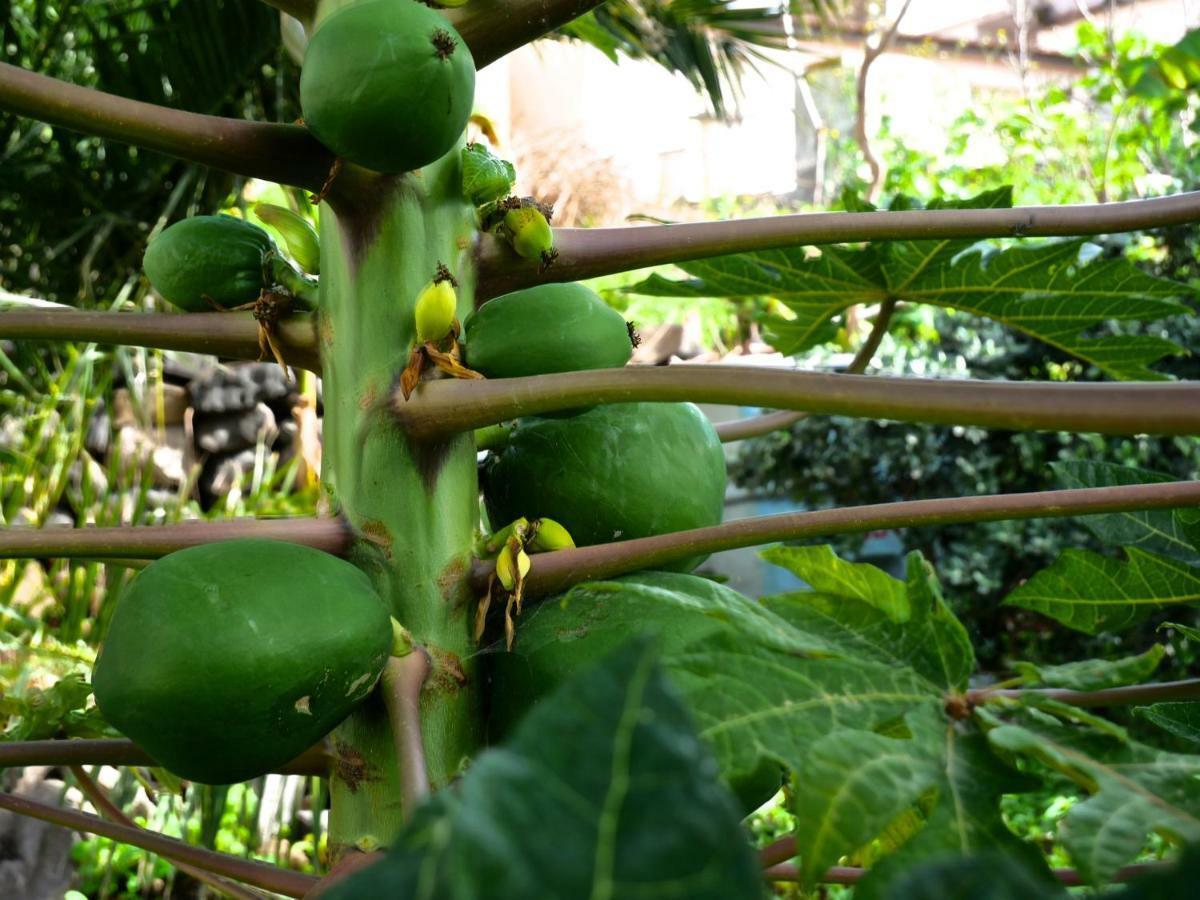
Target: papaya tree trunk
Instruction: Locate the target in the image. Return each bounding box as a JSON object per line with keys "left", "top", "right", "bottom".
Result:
{"left": 318, "top": 149, "right": 481, "bottom": 855}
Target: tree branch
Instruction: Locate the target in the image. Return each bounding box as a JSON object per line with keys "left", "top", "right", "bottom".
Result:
{"left": 853, "top": 0, "right": 914, "bottom": 201}
{"left": 0, "top": 62, "right": 374, "bottom": 203}
{"left": 968, "top": 678, "right": 1200, "bottom": 709}
{"left": 395, "top": 367, "right": 1200, "bottom": 442}
{"left": 469, "top": 481, "right": 1200, "bottom": 598}
{"left": 0, "top": 310, "right": 321, "bottom": 373}
{"left": 0, "top": 792, "right": 318, "bottom": 897}
{"left": 380, "top": 649, "right": 432, "bottom": 820}
{"left": 715, "top": 300, "right": 896, "bottom": 443}
{"left": 0, "top": 739, "right": 329, "bottom": 774}
{"left": 69, "top": 765, "right": 266, "bottom": 900}
{"left": 446, "top": 0, "right": 608, "bottom": 69}
{"left": 0, "top": 517, "right": 352, "bottom": 560}
{"left": 762, "top": 855, "right": 1165, "bottom": 885}
{"left": 475, "top": 191, "right": 1200, "bottom": 297}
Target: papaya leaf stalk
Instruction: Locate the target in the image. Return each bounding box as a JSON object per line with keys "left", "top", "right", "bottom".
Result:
{"left": 395, "top": 367, "right": 1200, "bottom": 440}
{"left": 260, "top": 0, "right": 316, "bottom": 25}
{"left": 0, "top": 517, "right": 351, "bottom": 560}
{"left": 0, "top": 309, "right": 321, "bottom": 372}
{"left": 0, "top": 739, "right": 330, "bottom": 774}
{"left": 469, "top": 480, "right": 1200, "bottom": 598}
{"left": 0, "top": 62, "right": 354, "bottom": 198}
{"left": 69, "top": 765, "right": 267, "bottom": 900}
{"left": 0, "top": 792, "right": 318, "bottom": 897}
{"left": 475, "top": 191, "right": 1200, "bottom": 297}
{"left": 966, "top": 678, "right": 1200, "bottom": 708}
{"left": 447, "top": 0, "right": 610, "bottom": 69}
{"left": 380, "top": 648, "right": 433, "bottom": 819}
{"left": 716, "top": 299, "right": 896, "bottom": 443}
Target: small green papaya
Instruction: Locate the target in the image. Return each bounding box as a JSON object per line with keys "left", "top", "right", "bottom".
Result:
{"left": 143, "top": 215, "right": 275, "bottom": 312}
{"left": 488, "top": 572, "right": 784, "bottom": 814}
{"left": 92, "top": 540, "right": 391, "bottom": 784}
{"left": 300, "top": 0, "right": 475, "bottom": 174}
{"left": 483, "top": 402, "right": 725, "bottom": 570}
{"left": 463, "top": 283, "right": 633, "bottom": 379}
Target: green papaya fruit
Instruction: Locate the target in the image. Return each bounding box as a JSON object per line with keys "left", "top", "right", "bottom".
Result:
{"left": 463, "top": 283, "right": 633, "bottom": 379}
{"left": 92, "top": 540, "right": 391, "bottom": 785}
{"left": 300, "top": 0, "right": 476, "bottom": 174}
{"left": 488, "top": 572, "right": 784, "bottom": 814}
{"left": 143, "top": 215, "right": 275, "bottom": 312}
{"left": 482, "top": 402, "right": 725, "bottom": 570}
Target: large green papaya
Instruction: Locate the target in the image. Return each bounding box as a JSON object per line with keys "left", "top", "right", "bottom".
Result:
{"left": 483, "top": 402, "right": 725, "bottom": 570}
{"left": 488, "top": 572, "right": 785, "bottom": 814}
{"left": 300, "top": 0, "right": 476, "bottom": 174}
{"left": 92, "top": 540, "right": 391, "bottom": 784}
{"left": 463, "top": 283, "right": 633, "bottom": 379}
{"left": 142, "top": 215, "right": 275, "bottom": 312}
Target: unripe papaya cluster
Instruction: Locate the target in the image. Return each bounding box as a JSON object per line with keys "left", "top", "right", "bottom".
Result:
{"left": 92, "top": 541, "right": 392, "bottom": 784}
{"left": 299, "top": 0, "right": 476, "bottom": 174}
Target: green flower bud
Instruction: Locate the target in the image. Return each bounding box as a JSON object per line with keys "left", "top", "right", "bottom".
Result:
{"left": 503, "top": 207, "right": 554, "bottom": 260}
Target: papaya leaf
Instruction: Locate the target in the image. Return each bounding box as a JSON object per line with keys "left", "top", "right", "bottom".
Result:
{"left": 852, "top": 723, "right": 1055, "bottom": 900}
{"left": 761, "top": 548, "right": 973, "bottom": 691}
{"left": 0, "top": 674, "right": 114, "bottom": 742}
{"left": 321, "top": 640, "right": 763, "bottom": 900}
{"left": 1002, "top": 548, "right": 1200, "bottom": 634}
{"left": 789, "top": 714, "right": 941, "bottom": 884}
{"left": 627, "top": 188, "right": 1188, "bottom": 379}
{"left": 1012, "top": 645, "right": 1165, "bottom": 692}
{"left": 1135, "top": 702, "right": 1200, "bottom": 744}
{"left": 461, "top": 144, "right": 516, "bottom": 207}
{"left": 1127, "top": 29, "right": 1200, "bottom": 98}
{"left": 987, "top": 717, "right": 1200, "bottom": 885}
{"left": 1051, "top": 461, "right": 1200, "bottom": 564}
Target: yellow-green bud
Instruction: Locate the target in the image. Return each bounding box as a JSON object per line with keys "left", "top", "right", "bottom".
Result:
{"left": 529, "top": 518, "right": 575, "bottom": 552}
{"left": 503, "top": 207, "right": 554, "bottom": 260}
{"left": 415, "top": 278, "right": 457, "bottom": 344}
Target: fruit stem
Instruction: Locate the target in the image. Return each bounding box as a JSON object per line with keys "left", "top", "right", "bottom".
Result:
{"left": 381, "top": 649, "right": 433, "bottom": 819}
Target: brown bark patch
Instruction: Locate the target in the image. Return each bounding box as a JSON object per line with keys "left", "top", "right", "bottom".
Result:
{"left": 438, "top": 555, "right": 469, "bottom": 603}
{"left": 427, "top": 646, "right": 469, "bottom": 695}
{"left": 332, "top": 739, "right": 377, "bottom": 794}
{"left": 359, "top": 519, "right": 393, "bottom": 558}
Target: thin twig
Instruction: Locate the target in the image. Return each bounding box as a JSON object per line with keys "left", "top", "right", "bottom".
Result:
{"left": 715, "top": 300, "right": 896, "bottom": 442}
{"left": 69, "top": 766, "right": 267, "bottom": 900}
{"left": 0, "top": 738, "right": 330, "bottom": 774}
{"left": 469, "top": 480, "right": 1200, "bottom": 598}
{"left": 0, "top": 792, "right": 318, "bottom": 897}
{"left": 0, "top": 517, "right": 352, "bottom": 560}
{"left": 0, "top": 309, "right": 321, "bottom": 373}
{"left": 968, "top": 678, "right": 1200, "bottom": 709}
{"left": 394, "top": 366, "right": 1200, "bottom": 442}
{"left": 380, "top": 650, "right": 433, "bottom": 819}
{"left": 475, "top": 191, "right": 1200, "bottom": 297}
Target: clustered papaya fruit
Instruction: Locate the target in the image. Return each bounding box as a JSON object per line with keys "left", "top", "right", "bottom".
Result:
{"left": 142, "top": 215, "right": 275, "bottom": 312}
{"left": 463, "top": 283, "right": 633, "bottom": 378}
{"left": 487, "top": 572, "right": 784, "bottom": 814}
{"left": 93, "top": 540, "right": 391, "bottom": 784}
{"left": 300, "top": 0, "right": 476, "bottom": 174}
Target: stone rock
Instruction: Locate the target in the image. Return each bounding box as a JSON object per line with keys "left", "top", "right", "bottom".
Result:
{"left": 0, "top": 771, "right": 75, "bottom": 900}
{"left": 194, "top": 403, "right": 278, "bottom": 455}
{"left": 190, "top": 363, "right": 293, "bottom": 415}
